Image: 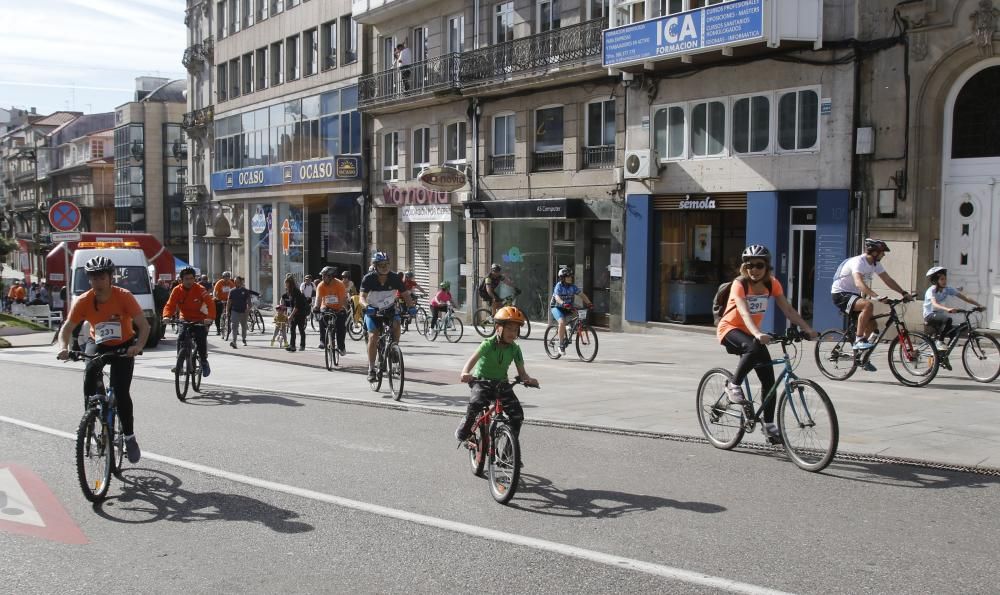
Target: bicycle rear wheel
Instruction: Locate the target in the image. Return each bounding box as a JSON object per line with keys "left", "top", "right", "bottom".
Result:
{"left": 519, "top": 318, "right": 531, "bottom": 339}
{"left": 174, "top": 350, "right": 189, "bottom": 402}
{"left": 814, "top": 330, "right": 858, "bottom": 381}
{"left": 255, "top": 311, "right": 266, "bottom": 334}
{"left": 576, "top": 326, "right": 599, "bottom": 362}
{"left": 961, "top": 332, "right": 1000, "bottom": 383}
{"left": 888, "top": 331, "right": 938, "bottom": 387}
{"left": 387, "top": 344, "right": 405, "bottom": 401}
{"left": 76, "top": 409, "right": 112, "bottom": 502}
{"left": 325, "top": 328, "right": 336, "bottom": 371}
{"left": 543, "top": 325, "right": 562, "bottom": 359}
{"left": 111, "top": 412, "right": 125, "bottom": 477}
{"left": 488, "top": 424, "right": 520, "bottom": 504}
{"left": 222, "top": 315, "right": 231, "bottom": 341}
{"left": 778, "top": 379, "right": 839, "bottom": 472}
{"left": 348, "top": 318, "right": 366, "bottom": 341}
{"left": 445, "top": 316, "right": 464, "bottom": 343}
{"left": 468, "top": 424, "right": 487, "bottom": 477}
{"left": 473, "top": 309, "right": 494, "bottom": 337}
{"left": 414, "top": 307, "right": 429, "bottom": 337}
{"left": 696, "top": 368, "right": 745, "bottom": 450}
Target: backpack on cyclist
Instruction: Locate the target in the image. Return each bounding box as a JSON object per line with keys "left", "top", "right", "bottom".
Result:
{"left": 712, "top": 278, "right": 772, "bottom": 326}
{"left": 478, "top": 275, "right": 502, "bottom": 301}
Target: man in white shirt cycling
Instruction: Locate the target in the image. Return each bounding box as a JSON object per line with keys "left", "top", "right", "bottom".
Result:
{"left": 830, "top": 238, "right": 911, "bottom": 354}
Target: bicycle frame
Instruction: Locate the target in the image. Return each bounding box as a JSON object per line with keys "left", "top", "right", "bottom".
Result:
{"left": 739, "top": 344, "right": 816, "bottom": 433}
{"left": 937, "top": 310, "right": 980, "bottom": 357}
{"left": 853, "top": 301, "right": 916, "bottom": 364}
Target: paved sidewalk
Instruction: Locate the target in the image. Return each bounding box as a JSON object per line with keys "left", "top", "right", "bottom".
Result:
{"left": 3, "top": 321, "right": 999, "bottom": 469}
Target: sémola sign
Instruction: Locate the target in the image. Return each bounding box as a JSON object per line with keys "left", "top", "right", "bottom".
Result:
{"left": 417, "top": 166, "right": 467, "bottom": 192}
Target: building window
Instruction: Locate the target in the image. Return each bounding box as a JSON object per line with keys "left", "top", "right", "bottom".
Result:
{"left": 494, "top": 2, "right": 513, "bottom": 43}
{"left": 256, "top": 47, "right": 268, "bottom": 90}
{"left": 658, "top": 0, "right": 683, "bottom": 15}
{"left": 228, "top": 0, "right": 239, "bottom": 35}
{"left": 446, "top": 16, "right": 463, "bottom": 54}
{"left": 229, "top": 58, "right": 241, "bottom": 99}
{"left": 492, "top": 113, "right": 515, "bottom": 175}
{"left": 538, "top": 0, "right": 561, "bottom": 32}
{"left": 287, "top": 0, "right": 299, "bottom": 7}
{"left": 588, "top": 0, "right": 609, "bottom": 19}
{"left": 300, "top": 95, "right": 321, "bottom": 160}
{"left": 304, "top": 28, "right": 318, "bottom": 76}
{"left": 270, "top": 41, "right": 283, "bottom": 86}
{"left": 533, "top": 106, "right": 563, "bottom": 171}
{"left": 382, "top": 131, "right": 400, "bottom": 181}
{"left": 342, "top": 16, "right": 358, "bottom": 64}
{"left": 270, "top": 0, "right": 282, "bottom": 16}
{"left": 242, "top": 52, "right": 254, "bottom": 95}
{"left": 777, "top": 88, "right": 818, "bottom": 151}
{"left": 340, "top": 87, "right": 361, "bottom": 154}
{"left": 321, "top": 19, "right": 337, "bottom": 70}
{"left": 217, "top": 64, "right": 228, "bottom": 101}
{"left": 732, "top": 94, "right": 770, "bottom": 154}
{"left": 243, "top": 0, "right": 253, "bottom": 28}
{"left": 952, "top": 66, "right": 1000, "bottom": 158}
{"left": 690, "top": 99, "right": 726, "bottom": 157}
{"left": 286, "top": 34, "right": 300, "bottom": 81}
{"left": 653, "top": 104, "right": 685, "bottom": 160}
{"left": 164, "top": 124, "right": 187, "bottom": 160}
{"left": 584, "top": 99, "right": 615, "bottom": 168}
{"left": 217, "top": 1, "right": 226, "bottom": 39}
{"left": 412, "top": 126, "right": 430, "bottom": 178}
{"left": 445, "top": 121, "right": 466, "bottom": 164}
{"left": 614, "top": 0, "right": 644, "bottom": 26}
{"left": 256, "top": 0, "right": 268, "bottom": 21}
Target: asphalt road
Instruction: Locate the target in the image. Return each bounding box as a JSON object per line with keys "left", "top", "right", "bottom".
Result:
{"left": 2, "top": 358, "right": 999, "bottom": 594}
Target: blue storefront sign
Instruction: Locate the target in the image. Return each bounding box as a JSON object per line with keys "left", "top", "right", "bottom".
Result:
{"left": 603, "top": 0, "right": 765, "bottom": 68}
{"left": 211, "top": 156, "right": 361, "bottom": 191}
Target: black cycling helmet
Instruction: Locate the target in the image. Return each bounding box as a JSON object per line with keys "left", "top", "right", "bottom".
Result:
{"left": 372, "top": 251, "right": 389, "bottom": 264}
{"left": 741, "top": 244, "right": 771, "bottom": 262}
{"left": 864, "top": 238, "right": 890, "bottom": 253}
{"left": 84, "top": 256, "right": 115, "bottom": 274}
{"left": 558, "top": 266, "right": 572, "bottom": 278}
{"left": 490, "top": 263, "right": 502, "bottom": 273}
{"left": 320, "top": 266, "right": 336, "bottom": 277}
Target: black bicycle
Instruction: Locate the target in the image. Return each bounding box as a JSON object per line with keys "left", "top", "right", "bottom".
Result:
{"left": 173, "top": 320, "right": 206, "bottom": 401}
{"left": 473, "top": 291, "right": 531, "bottom": 339}
{"left": 367, "top": 307, "right": 405, "bottom": 400}
{"left": 65, "top": 349, "right": 130, "bottom": 502}
{"left": 543, "top": 305, "right": 598, "bottom": 362}
{"left": 697, "top": 329, "right": 838, "bottom": 472}
{"left": 248, "top": 297, "right": 266, "bottom": 334}
{"left": 814, "top": 296, "right": 939, "bottom": 387}
{"left": 321, "top": 309, "right": 345, "bottom": 371}
{"left": 932, "top": 307, "right": 1000, "bottom": 382}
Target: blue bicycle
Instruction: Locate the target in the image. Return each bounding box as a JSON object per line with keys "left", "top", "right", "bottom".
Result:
{"left": 696, "top": 329, "right": 839, "bottom": 472}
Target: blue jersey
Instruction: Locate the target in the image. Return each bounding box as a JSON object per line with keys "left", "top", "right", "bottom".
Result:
{"left": 551, "top": 281, "right": 581, "bottom": 307}
{"left": 923, "top": 285, "right": 958, "bottom": 318}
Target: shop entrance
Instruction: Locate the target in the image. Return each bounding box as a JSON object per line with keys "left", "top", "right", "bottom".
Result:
{"left": 787, "top": 207, "right": 816, "bottom": 326}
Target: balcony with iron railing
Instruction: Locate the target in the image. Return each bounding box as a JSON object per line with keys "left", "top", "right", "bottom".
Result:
{"left": 182, "top": 38, "right": 214, "bottom": 73}
{"left": 359, "top": 53, "right": 462, "bottom": 109}
{"left": 583, "top": 145, "right": 615, "bottom": 169}
{"left": 490, "top": 155, "right": 515, "bottom": 176}
{"left": 531, "top": 151, "right": 563, "bottom": 172}
{"left": 182, "top": 106, "right": 214, "bottom": 138}
{"left": 184, "top": 184, "right": 208, "bottom": 204}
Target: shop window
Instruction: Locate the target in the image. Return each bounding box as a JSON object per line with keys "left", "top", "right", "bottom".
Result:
{"left": 653, "top": 104, "right": 685, "bottom": 160}
{"left": 492, "top": 219, "right": 550, "bottom": 322}
{"left": 732, "top": 94, "right": 770, "bottom": 154}
{"left": 445, "top": 121, "right": 466, "bottom": 164}
{"left": 382, "top": 131, "right": 400, "bottom": 181}
{"left": 585, "top": 99, "right": 615, "bottom": 168}
{"left": 413, "top": 127, "right": 430, "bottom": 178}
{"left": 491, "top": 113, "right": 515, "bottom": 175}
{"left": 554, "top": 221, "right": 575, "bottom": 241}
{"left": 321, "top": 19, "right": 337, "bottom": 70}
{"left": 533, "top": 106, "right": 563, "bottom": 171}
{"left": 951, "top": 66, "right": 1000, "bottom": 159}
{"left": 777, "top": 88, "right": 818, "bottom": 151}
{"left": 690, "top": 99, "right": 726, "bottom": 157}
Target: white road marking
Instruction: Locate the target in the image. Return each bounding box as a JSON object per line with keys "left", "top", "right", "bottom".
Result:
{"left": 2, "top": 415, "right": 791, "bottom": 594}
{"left": 0, "top": 467, "right": 45, "bottom": 527}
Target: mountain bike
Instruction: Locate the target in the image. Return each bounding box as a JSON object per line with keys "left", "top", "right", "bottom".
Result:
{"left": 544, "top": 305, "right": 598, "bottom": 362}
{"left": 931, "top": 307, "right": 1000, "bottom": 382}
{"left": 399, "top": 294, "right": 428, "bottom": 336}
{"left": 814, "top": 296, "right": 939, "bottom": 387}
{"left": 697, "top": 329, "right": 838, "bottom": 472}
{"left": 367, "top": 307, "right": 405, "bottom": 401}
{"left": 173, "top": 320, "right": 206, "bottom": 401}
{"left": 473, "top": 290, "right": 531, "bottom": 339}
{"left": 65, "top": 349, "right": 130, "bottom": 502}
{"left": 460, "top": 377, "right": 539, "bottom": 504}
{"left": 248, "top": 297, "right": 266, "bottom": 334}
{"left": 423, "top": 305, "right": 464, "bottom": 343}
{"left": 321, "top": 309, "right": 346, "bottom": 371}
{"left": 220, "top": 310, "right": 232, "bottom": 341}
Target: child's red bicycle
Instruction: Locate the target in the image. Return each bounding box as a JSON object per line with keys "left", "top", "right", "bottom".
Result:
{"left": 461, "top": 377, "right": 539, "bottom": 504}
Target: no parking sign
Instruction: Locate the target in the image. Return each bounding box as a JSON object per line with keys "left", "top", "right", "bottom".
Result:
{"left": 48, "top": 201, "right": 81, "bottom": 232}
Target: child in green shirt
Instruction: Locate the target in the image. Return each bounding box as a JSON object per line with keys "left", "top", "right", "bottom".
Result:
{"left": 456, "top": 306, "right": 539, "bottom": 441}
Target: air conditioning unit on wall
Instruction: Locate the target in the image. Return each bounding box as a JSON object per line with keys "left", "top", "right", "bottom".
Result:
{"left": 624, "top": 149, "right": 654, "bottom": 179}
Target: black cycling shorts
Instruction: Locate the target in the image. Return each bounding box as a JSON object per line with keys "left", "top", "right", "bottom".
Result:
{"left": 831, "top": 292, "right": 862, "bottom": 314}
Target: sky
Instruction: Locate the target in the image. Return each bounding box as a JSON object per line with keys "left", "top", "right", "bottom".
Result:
{"left": 0, "top": 0, "right": 187, "bottom": 116}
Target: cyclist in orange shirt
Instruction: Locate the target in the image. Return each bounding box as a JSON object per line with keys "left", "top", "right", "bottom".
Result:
{"left": 314, "top": 266, "right": 348, "bottom": 355}
{"left": 163, "top": 267, "right": 217, "bottom": 377}
{"left": 213, "top": 271, "right": 236, "bottom": 335}
{"left": 8, "top": 280, "right": 27, "bottom": 305}
{"left": 717, "top": 245, "right": 816, "bottom": 442}
{"left": 57, "top": 256, "right": 150, "bottom": 464}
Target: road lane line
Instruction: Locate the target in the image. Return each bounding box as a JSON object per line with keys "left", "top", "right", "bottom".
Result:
{"left": 1, "top": 414, "right": 790, "bottom": 595}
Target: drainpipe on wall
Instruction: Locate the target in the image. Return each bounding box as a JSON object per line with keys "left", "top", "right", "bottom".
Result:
{"left": 469, "top": 97, "right": 481, "bottom": 309}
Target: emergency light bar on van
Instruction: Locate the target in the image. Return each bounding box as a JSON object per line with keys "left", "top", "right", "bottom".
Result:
{"left": 77, "top": 241, "right": 142, "bottom": 248}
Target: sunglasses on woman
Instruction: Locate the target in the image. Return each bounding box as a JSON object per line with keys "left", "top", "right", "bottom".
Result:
{"left": 746, "top": 261, "right": 768, "bottom": 271}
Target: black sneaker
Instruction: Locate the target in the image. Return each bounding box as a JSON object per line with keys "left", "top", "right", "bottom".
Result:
{"left": 455, "top": 424, "right": 471, "bottom": 441}
{"left": 201, "top": 360, "right": 211, "bottom": 377}
{"left": 367, "top": 369, "right": 377, "bottom": 382}
{"left": 242, "top": 339, "right": 247, "bottom": 346}
{"left": 286, "top": 346, "right": 296, "bottom": 352}
{"left": 230, "top": 341, "right": 237, "bottom": 349}
{"left": 124, "top": 436, "right": 141, "bottom": 464}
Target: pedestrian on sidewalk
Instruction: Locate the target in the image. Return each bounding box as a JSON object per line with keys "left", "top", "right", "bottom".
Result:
{"left": 282, "top": 275, "right": 309, "bottom": 352}
{"left": 227, "top": 276, "right": 260, "bottom": 348}
{"left": 213, "top": 272, "right": 236, "bottom": 335}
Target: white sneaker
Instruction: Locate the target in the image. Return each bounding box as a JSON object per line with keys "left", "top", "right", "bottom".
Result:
{"left": 725, "top": 380, "right": 746, "bottom": 404}
{"left": 558, "top": 345, "right": 566, "bottom": 356}
{"left": 934, "top": 341, "right": 948, "bottom": 352}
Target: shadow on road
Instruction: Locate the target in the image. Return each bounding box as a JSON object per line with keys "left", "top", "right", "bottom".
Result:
{"left": 183, "top": 389, "right": 306, "bottom": 407}
{"left": 93, "top": 467, "right": 314, "bottom": 533}
{"left": 508, "top": 473, "right": 726, "bottom": 518}
{"left": 823, "top": 459, "right": 1000, "bottom": 489}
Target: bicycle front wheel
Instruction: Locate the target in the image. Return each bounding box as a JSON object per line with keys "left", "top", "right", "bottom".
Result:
{"left": 962, "top": 332, "right": 1000, "bottom": 383}
{"left": 348, "top": 318, "right": 366, "bottom": 341}
{"left": 174, "top": 350, "right": 190, "bottom": 401}
{"left": 76, "top": 409, "right": 112, "bottom": 502}
{"left": 888, "top": 331, "right": 938, "bottom": 387}
{"left": 387, "top": 344, "right": 405, "bottom": 401}
{"left": 414, "top": 307, "right": 429, "bottom": 336}
{"left": 488, "top": 424, "right": 520, "bottom": 504}
{"left": 473, "top": 309, "right": 494, "bottom": 337}
{"left": 696, "top": 368, "right": 745, "bottom": 450}
{"left": 542, "top": 325, "right": 562, "bottom": 359}
{"left": 325, "top": 328, "right": 336, "bottom": 371}
{"left": 814, "top": 330, "right": 858, "bottom": 381}
{"left": 778, "top": 379, "right": 839, "bottom": 472}
{"left": 576, "top": 326, "right": 599, "bottom": 362}
{"left": 445, "top": 316, "right": 464, "bottom": 343}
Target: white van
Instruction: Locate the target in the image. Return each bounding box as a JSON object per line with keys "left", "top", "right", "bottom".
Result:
{"left": 69, "top": 242, "right": 162, "bottom": 348}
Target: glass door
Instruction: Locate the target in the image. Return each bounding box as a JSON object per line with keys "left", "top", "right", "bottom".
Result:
{"left": 788, "top": 207, "right": 816, "bottom": 326}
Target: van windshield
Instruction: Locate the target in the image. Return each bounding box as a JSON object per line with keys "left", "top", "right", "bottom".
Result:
{"left": 73, "top": 266, "right": 151, "bottom": 296}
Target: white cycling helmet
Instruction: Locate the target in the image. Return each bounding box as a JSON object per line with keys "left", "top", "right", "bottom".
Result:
{"left": 926, "top": 266, "right": 947, "bottom": 280}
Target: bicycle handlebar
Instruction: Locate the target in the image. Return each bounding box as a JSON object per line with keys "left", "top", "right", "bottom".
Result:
{"left": 62, "top": 347, "right": 136, "bottom": 362}
{"left": 470, "top": 376, "right": 540, "bottom": 389}
{"left": 765, "top": 328, "right": 808, "bottom": 344}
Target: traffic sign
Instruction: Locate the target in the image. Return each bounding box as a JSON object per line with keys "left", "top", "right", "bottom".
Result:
{"left": 48, "top": 201, "right": 81, "bottom": 232}
{"left": 50, "top": 231, "right": 82, "bottom": 243}
{"left": 0, "top": 464, "right": 88, "bottom": 544}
